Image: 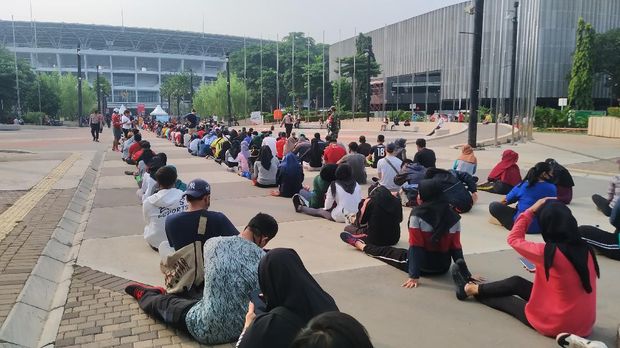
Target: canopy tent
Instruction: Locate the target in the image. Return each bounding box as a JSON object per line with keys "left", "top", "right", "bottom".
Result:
{"left": 118, "top": 104, "right": 127, "bottom": 115}
{"left": 150, "top": 105, "right": 170, "bottom": 122}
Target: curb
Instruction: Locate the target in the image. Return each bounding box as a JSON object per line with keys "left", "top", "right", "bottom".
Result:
{"left": 0, "top": 151, "right": 105, "bottom": 348}
{"left": 449, "top": 124, "right": 517, "bottom": 149}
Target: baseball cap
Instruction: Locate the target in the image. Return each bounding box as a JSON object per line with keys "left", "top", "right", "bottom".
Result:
{"left": 185, "top": 179, "right": 211, "bottom": 198}
{"left": 386, "top": 143, "right": 396, "bottom": 152}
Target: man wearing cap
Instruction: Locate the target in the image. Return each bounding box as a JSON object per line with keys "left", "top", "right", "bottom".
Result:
{"left": 376, "top": 143, "right": 403, "bottom": 193}
{"left": 111, "top": 108, "right": 122, "bottom": 152}
{"left": 164, "top": 179, "right": 238, "bottom": 252}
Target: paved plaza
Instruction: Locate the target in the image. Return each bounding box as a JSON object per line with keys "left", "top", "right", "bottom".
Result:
{"left": 0, "top": 123, "right": 619, "bottom": 348}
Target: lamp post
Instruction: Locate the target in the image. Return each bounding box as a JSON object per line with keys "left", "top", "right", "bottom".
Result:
{"left": 77, "top": 43, "right": 83, "bottom": 126}
{"left": 508, "top": 1, "right": 519, "bottom": 144}
{"left": 96, "top": 65, "right": 102, "bottom": 114}
{"left": 189, "top": 68, "right": 194, "bottom": 107}
{"left": 467, "top": 0, "right": 484, "bottom": 148}
{"left": 225, "top": 53, "right": 233, "bottom": 127}
{"left": 364, "top": 48, "right": 371, "bottom": 122}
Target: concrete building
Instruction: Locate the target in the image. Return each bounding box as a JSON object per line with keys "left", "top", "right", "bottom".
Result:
{"left": 329, "top": 0, "right": 620, "bottom": 116}
{"left": 0, "top": 20, "right": 260, "bottom": 111}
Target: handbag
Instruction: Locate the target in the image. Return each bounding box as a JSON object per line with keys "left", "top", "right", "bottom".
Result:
{"left": 160, "top": 215, "right": 207, "bottom": 293}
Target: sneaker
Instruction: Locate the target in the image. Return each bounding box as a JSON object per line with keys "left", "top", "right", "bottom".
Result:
{"left": 450, "top": 260, "right": 469, "bottom": 301}
{"left": 292, "top": 194, "right": 303, "bottom": 212}
{"left": 340, "top": 232, "right": 364, "bottom": 248}
{"left": 556, "top": 333, "right": 608, "bottom": 348}
{"left": 124, "top": 283, "right": 166, "bottom": 301}
{"left": 124, "top": 171, "right": 134, "bottom": 176}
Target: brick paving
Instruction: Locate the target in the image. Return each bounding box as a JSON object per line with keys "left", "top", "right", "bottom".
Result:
{"left": 0, "top": 188, "right": 74, "bottom": 326}
{"left": 0, "top": 190, "right": 26, "bottom": 215}
{"left": 55, "top": 266, "right": 233, "bottom": 348}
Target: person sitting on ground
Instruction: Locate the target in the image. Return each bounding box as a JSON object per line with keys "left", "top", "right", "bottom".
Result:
{"left": 275, "top": 132, "right": 287, "bottom": 160}
{"left": 125, "top": 133, "right": 143, "bottom": 162}
{"left": 426, "top": 114, "right": 445, "bottom": 136}
{"left": 478, "top": 149, "right": 521, "bottom": 194}
{"left": 293, "top": 164, "right": 361, "bottom": 223}
{"left": 125, "top": 213, "right": 279, "bottom": 345}
{"left": 271, "top": 152, "right": 304, "bottom": 198}
{"left": 290, "top": 312, "right": 374, "bottom": 348}
{"left": 261, "top": 130, "right": 278, "bottom": 158}
{"left": 412, "top": 138, "right": 436, "bottom": 169}
{"left": 591, "top": 159, "right": 620, "bottom": 217}
{"left": 393, "top": 138, "right": 408, "bottom": 161}
{"left": 198, "top": 131, "right": 216, "bottom": 158}
{"left": 122, "top": 131, "right": 139, "bottom": 161}
{"left": 224, "top": 140, "right": 241, "bottom": 171}
{"left": 425, "top": 168, "right": 478, "bottom": 214}
{"left": 555, "top": 334, "right": 607, "bottom": 348}
{"left": 376, "top": 143, "right": 403, "bottom": 193}
{"left": 394, "top": 160, "right": 427, "bottom": 207}
{"left": 236, "top": 248, "right": 339, "bottom": 348}
{"left": 210, "top": 130, "right": 227, "bottom": 160}
{"left": 357, "top": 135, "right": 372, "bottom": 157}
{"left": 295, "top": 164, "right": 337, "bottom": 209}
{"left": 489, "top": 162, "right": 557, "bottom": 233}
{"left": 579, "top": 202, "right": 620, "bottom": 261}
{"left": 215, "top": 132, "right": 232, "bottom": 164}
{"left": 126, "top": 140, "right": 154, "bottom": 166}
{"left": 324, "top": 136, "right": 347, "bottom": 165}
{"left": 453, "top": 144, "right": 477, "bottom": 176}
{"left": 303, "top": 133, "right": 324, "bottom": 171}
{"left": 340, "top": 179, "right": 478, "bottom": 289}
{"left": 188, "top": 134, "right": 201, "bottom": 156}
{"left": 545, "top": 158, "right": 575, "bottom": 205}
{"left": 338, "top": 142, "right": 367, "bottom": 185}
{"left": 252, "top": 146, "right": 279, "bottom": 188}
{"left": 137, "top": 154, "right": 167, "bottom": 201}
{"left": 143, "top": 166, "right": 187, "bottom": 250}
{"left": 344, "top": 185, "right": 402, "bottom": 246}
{"left": 451, "top": 198, "right": 599, "bottom": 339}
{"left": 292, "top": 134, "right": 310, "bottom": 159}
{"left": 367, "top": 135, "right": 386, "bottom": 169}
{"left": 236, "top": 141, "right": 251, "bottom": 179}
{"left": 283, "top": 133, "right": 298, "bottom": 157}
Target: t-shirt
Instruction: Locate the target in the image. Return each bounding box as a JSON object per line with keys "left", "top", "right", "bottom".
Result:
{"left": 358, "top": 142, "right": 372, "bottom": 157}
{"left": 186, "top": 114, "right": 198, "bottom": 128}
{"left": 370, "top": 144, "right": 386, "bottom": 168}
{"left": 505, "top": 181, "right": 557, "bottom": 233}
{"left": 377, "top": 156, "right": 403, "bottom": 192}
{"left": 164, "top": 210, "right": 238, "bottom": 251}
{"left": 413, "top": 148, "right": 436, "bottom": 168}
{"left": 121, "top": 115, "right": 131, "bottom": 129}
{"left": 112, "top": 114, "right": 121, "bottom": 129}
{"left": 323, "top": 144, "right": 346, "bottom": 164}
{"left": 275, "top": 138, "right": 286, "bottom": 159}
{"left": 340, "top": 153, "right": 367, "bottom": 184}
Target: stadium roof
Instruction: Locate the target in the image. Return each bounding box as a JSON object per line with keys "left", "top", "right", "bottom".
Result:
{"left": 0, "top": 20, "right": 264, "bottom": 57}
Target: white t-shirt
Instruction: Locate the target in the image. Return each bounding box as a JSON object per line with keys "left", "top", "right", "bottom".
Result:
{"left": 261, "top": 136, "right": 277, "bottom": 158}
{"left": 121, "top": 115, "right": 131, "bottom": 129}
{"left": 324, "top": 182, "right": 362, "bottom": 223}
{"left": 377, "top": 156, "right": 403, "bottom": 192}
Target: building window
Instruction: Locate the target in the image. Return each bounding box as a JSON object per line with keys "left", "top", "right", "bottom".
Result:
{"left": 113, "top": 90, "right": 136, "bottom": 103}
{"left": 137, "top": 91, "right": 160, "bottom": 103}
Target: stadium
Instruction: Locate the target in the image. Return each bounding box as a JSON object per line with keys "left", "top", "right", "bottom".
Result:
{"left": 0, "top": 20, "right": 260, "bottom": 111}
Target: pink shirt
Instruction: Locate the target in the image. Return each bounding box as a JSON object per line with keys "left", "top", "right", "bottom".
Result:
{"left": 508, "top": 210, "right": 597, "bottom": 337}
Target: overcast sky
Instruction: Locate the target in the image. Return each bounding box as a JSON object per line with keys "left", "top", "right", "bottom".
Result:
{"left": 2, "top": 0, "right": 464, "bottom": 43}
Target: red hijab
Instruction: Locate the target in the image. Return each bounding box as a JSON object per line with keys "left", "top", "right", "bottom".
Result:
{"left": 488, "top": 149, "right": 521, "bottom": 186}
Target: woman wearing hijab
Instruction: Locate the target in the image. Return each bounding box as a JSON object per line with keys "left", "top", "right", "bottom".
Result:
{"left": 393, "top": 138, "right": 408, "bottom": 161}
{"left": 294, "top": 164, "right": 337, "bottom": 209}
{"left": 344, "top": 185, "right": 403, "bottom": 246}
{"left": 271, "top": 153, "right": 304, "bottom": 198}
{"left": 478, "top": 149, "right": 521, "bottom": 194}
{"left": 237, "top": 248, "right": 339, "bottom": 348}
{"left": 545, "top": 158, "right": 575, "bottom": 204}
{"left": 293, "top": 164, "right": 361, "bottom": 223}
{"left": 252, "top": 146, "right": 279, "bottom": 188}
{"left": 224, "top": 139, "right": 241, "bottom": 170}
{"left": 489, "top": 162, "right": 557, "bottom": 233}
{"left": 451, "top": 198, "right": 599, "bottom": 338}
{"left": 340, "top": 179, "right": 477, "bottom": 289}
{"left": 291, "top": 312, "right": 374, "bottom": 348}
{"left": 303, "top": 135, "right": 324, "bottom": 171}
{"left": 453, "top": 144, "right": 478, "bottom": 175}
{"left": 236, "top": 141, "right": 251, "bottom": 179}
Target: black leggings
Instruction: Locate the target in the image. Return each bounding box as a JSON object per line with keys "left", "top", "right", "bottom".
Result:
{"left": 299, "top": 206, "right": 334, "bottom": 221}
{"left": 363, "top": 244, "right": 409, "bottom": 273}
{"left": 592, "top": 194, "right": 612, "bottom": 217}
{"left": 489, "top": 202, "right": 516, "bottom": 230}
{"left": 90, "top": 123, "right": 100, "bottom": 140}
{"left": 476, "top": 276, "right": 533, "bottom": 328}
{"left": 255, "top": 182, "right": 278, "bottom": 188}
{"left": 137, "top": 290, "right": 198, "bottom": 332}
{"left": 579, "top": 225, "right": 620, "bottom": 260}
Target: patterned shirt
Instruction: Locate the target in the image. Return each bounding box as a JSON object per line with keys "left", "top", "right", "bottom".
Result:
{"left": 185, "top": 236, "right": 264, "bottom": 345}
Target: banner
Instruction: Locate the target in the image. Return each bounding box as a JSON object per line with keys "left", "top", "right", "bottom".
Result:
{"left": 273, "top": 109, "right": 283, "bottom": 121}
{"left": 250, "top": 111, "right": 263, "bottom": 125}
{"left": 136, "top": 103, "right": 145, "bottom": 115}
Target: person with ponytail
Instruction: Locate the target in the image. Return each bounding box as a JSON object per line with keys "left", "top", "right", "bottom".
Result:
{"left": 451, "top": 198, "right": 599, "bottom": 338}
{"left": 489, "top": 162, "right": 557, "bottom": 234}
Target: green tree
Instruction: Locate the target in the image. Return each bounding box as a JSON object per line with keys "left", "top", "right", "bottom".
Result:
{"left": 332, "top": 78, "right": 352, "bottom": 112}
{"left": 334, "top": 33, "right": 381, "bottom": 112}
{"left": 24, "top": 72, "right": 60, "bottom": 116}
{"left": 0, "top": 47, "right": 37, "bottom": 122}
{"left": 57, "top": 73, "right": 96, "bottom": 120}
{"left": 568, "top": 17, "right": 595, "bottom": 110}
{"left": 192, "top": 72, "right": 248, "bottom": 120}
{"left": 93, "top": 75, "right": 112, "bottom": 104}
{"left": 160, "top": 72, "right": 192, "bottom": 115}
{"left": 593, "top": 28, "right": 620, "bottom": 102}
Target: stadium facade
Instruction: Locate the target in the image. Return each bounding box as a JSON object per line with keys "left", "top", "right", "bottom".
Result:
{"left": 329, "top": 0, "right": 620, "bottom": 116}
{"left": 0, "top": 20, "right": 260, "bottom": 111}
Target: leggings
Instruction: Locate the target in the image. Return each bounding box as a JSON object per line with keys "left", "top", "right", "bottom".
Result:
{"left": 489, "top": 202, "right": 516, "bottom": 230}
{"left": 137, "top": 290, "right": 198, "bottom": 332}
{"left": 476, "top": 276, "right": 533, "bottom": 328}
{"left": 254, "top": 182, "right": 278, "bottom": 188}
{"left": 362, "top": 243, "right": 408, "bottom": 273}
{"left": 299, "top": 206, "right": 333, "bottom": 221}
{"left": 579, "top": 225, "right": 620, "bottom": 260}
{"left": 592, "top": 194, "right": 612, "bottom": 217}
{"left": 90, "top": 123, "right": 100, "bottom": 140}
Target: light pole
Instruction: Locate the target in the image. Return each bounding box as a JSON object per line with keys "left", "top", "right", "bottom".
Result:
{"left": 467, "top": 0, "right": 484, "bottom": 148}
{"left": 508, "top": 1, "right": 519, "bottom": 144}
{"left": 96, "top": 65, "right": 102, "bottom": 114}
{"left": 189, "top": 68, "right": 194, "bottom": 107}
{"left": 364, "top": 49, "right": 372, "bottom": 122}
{"left": 225, "top": 53, "right": 233, "bottom": 127}
{"left": 77, "top": 43, "right": 83, "bottom": 126}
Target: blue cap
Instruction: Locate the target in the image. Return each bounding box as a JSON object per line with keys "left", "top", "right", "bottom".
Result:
{"left": 185, "top": 179, "right": 211, "bottom": 198}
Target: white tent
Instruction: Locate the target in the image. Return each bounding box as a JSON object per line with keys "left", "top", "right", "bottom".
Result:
{"left": 150, "top": 105, "right": 168, "bottom": 116}
{"left": 118, "top": 104, "right": 127, "bottom": 115}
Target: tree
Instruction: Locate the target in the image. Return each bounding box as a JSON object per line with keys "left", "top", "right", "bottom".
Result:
{"left": 57, "top": 73, "right": 96, "bottom": 120}
{"left": 334, "top": 33, "right": 381, "bottom": 112}
{"left": 568, "top": 17, "right": 595, "bottom": 110}
{"left": 332, "top": 78, "right": 352, "bottom": 112}
{"left": 24, "top": 73, "right": 60, "bottom": 116}
{"left": 160, "top": 72, "right": 192, "bottom": 115}
{"left": 0, "top": 47, "right": 37, "bottom": 122}
{"left": 593, "top": 28, "right": 620, "bottom": 102}
{"left": 192, "top": 72, "right": 248, "bottom": 119}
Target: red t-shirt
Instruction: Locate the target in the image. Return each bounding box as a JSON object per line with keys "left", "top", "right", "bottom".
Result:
{"left": 112, "top": 113, "right": 121, "bottom": 129}
{"left": 197, "top": 130, "right": 206, "bottom": 139}
{"left": 323, "top": 144, "right": 346, "bottom": 164}
{"left": 132, "top": 149, "right": 144, "bottom": 162}
{"left": 508, "top": 210, "right": 597, "bottom": 337}
{"left": 128, "top": 142, "right": 141, "bottom": 158}
{"left": 275, "top": 138, "right": 286, "bottom": 159}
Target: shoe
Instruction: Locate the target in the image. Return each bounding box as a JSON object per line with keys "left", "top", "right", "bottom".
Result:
{"left": 556, "top": 333, "right": 608, "bottom": 348}
{"left": 124, "top": 171, "right": 134, "bottom": 176}
{"left": 124, "top": 283, "right": 166, "bottom": 301}
{"left": 450, "top": 260, "right": 469, "bottom": 301}
{"left": 340, "top": 232, "right": 364, "bottom": 248}
{"left": 292, "top": 194, "right": 303, "bottom": 212}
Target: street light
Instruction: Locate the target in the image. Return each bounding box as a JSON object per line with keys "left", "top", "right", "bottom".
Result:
{"left": 77, "top": 43, "right": 83, "bottom": 126}
{"left": 225, "top": 53, "right": 233, "bottom": 127}
{"left": 96, "top": 65, "right": 102, "bottom": 114}
{"left": 364, "top": 48, "right": 371, "bottom": 122}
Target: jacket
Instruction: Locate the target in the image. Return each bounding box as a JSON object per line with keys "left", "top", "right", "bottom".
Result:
{"left": 143, "top": 188, "right": 187, "bottom": 248}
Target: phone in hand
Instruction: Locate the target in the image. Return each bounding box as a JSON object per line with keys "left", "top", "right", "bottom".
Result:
{"left": 250, "top": 289, "right": 267, "bottom": 315}
{"left": 519, "top": 257, "right": 536, "bottom": 273}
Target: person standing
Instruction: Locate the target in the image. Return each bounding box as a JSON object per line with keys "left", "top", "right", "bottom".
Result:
{"left": 111, "top": 109, "right": 122, "bottom": 151}
{"left": 89, "top": 110, "right": 103, "bottom": 142}
{"left": 281, "top": 113, "right": 294, "bottom": 138}
{"left": 185, "top": 109, "right": 198, "bottom": 136}
{"left": 121, "top": 110, "right": 132, "bottom": 138}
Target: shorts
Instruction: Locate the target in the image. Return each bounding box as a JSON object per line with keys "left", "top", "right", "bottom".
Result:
{"left": 113, "top": 128, "right": 122, "bottom": 140}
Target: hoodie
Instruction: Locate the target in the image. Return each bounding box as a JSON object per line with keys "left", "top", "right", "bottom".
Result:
{"left": 143, "top": 188, "right": 187, "bottom": 248}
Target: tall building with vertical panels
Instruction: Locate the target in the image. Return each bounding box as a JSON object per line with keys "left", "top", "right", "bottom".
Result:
{"left": 329, "top": 0, "right": 620, "bottom": 117}
{"left": 0, "top": 20, "right": 261, "bottom": 111}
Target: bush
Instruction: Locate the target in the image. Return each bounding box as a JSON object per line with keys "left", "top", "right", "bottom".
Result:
{"left": 534, "top": 107, "right": 571, "bottom": 128}
{"left": 608, "top": 107, "right": 620, "bottom": 117}
{"left": 23, "top": 112, "right": 45, "bottom": 125}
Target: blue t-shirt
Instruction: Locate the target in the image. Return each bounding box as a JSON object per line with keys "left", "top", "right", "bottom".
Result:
{"left": 506, "top": 181, "right": 557, "bottom": 233}
{"left": 165, "top": 210, "right": 238, "bottom": 250}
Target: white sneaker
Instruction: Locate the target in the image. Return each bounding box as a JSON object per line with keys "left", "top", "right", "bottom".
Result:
{"left": 556, "top": 333, "right": 608, "bottom": 348}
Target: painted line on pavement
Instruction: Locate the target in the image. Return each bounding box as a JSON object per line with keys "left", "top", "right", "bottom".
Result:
{"left": 0, "top": 152, "right": 80, "bottom": 242}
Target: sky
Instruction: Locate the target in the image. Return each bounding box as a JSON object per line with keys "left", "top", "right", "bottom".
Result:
{"left": 1, "top": 0, "right": 464, "bottom": 43}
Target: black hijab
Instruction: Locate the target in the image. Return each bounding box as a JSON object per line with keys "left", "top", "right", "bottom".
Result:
{"left": 411, "top": 179, "right": 461, "bottom": 243}
{"left": 369, "top": 185, "right": 402, "bottom": 217}
{"left": 319, "top": 164, "right": 338, "bottom": 182}
{"left": 309, "top": 137, "right": 323, "bottom": 167}
{"left": 229, "top": 139, "right": 241, "bottom": 159}
{"left": 331, "top": 164, "right": 357, "bottom": 195}
{"left": 258, "top": 145, "right": 274, "bottom": 170}
{"left": 538, "top": 201, "right": 599, "bottom": 293}
{"left": 545, "top": 158, "right": 575, "bottom": 187}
